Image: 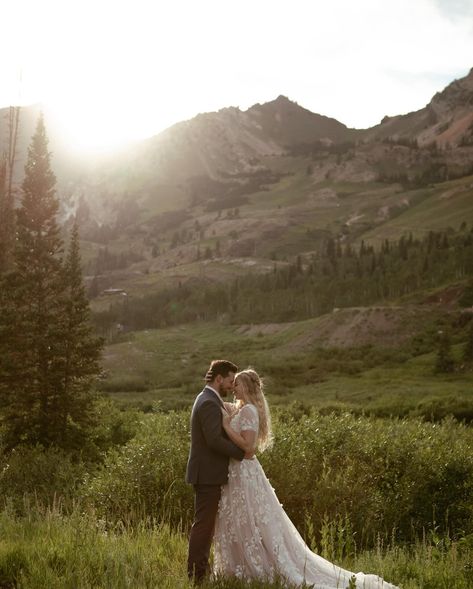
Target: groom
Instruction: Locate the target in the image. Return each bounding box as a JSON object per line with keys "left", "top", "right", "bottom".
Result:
{"left": 186, "top": 359, "right": 246, "bottom": 584}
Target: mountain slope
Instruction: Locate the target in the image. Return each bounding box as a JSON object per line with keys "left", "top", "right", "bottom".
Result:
{"left": 366, "top": 68, "right": 473, "bottom": 147}
{"left": 2, "top": 69, "right": 473, "bottom": 310}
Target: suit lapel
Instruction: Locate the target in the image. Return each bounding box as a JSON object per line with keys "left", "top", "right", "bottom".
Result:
{"left": 203, "top": 386, "right": 224, "bottom": 409}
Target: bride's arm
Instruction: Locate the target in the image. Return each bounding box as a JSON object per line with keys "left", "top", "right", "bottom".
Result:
{"left": 222, "top": 414, "right": 256, "bottom": 453}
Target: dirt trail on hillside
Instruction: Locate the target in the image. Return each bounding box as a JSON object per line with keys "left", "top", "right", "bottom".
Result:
{"left": 235, "top": 306, "right": 438, "bottom": 351}
{"left": 283, "top": 306, "right": 437, "bottom": 351}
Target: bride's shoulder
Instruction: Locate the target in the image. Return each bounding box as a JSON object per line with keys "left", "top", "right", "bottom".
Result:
{"left": 242, "top": 403, "right": 258, "bottom": 415}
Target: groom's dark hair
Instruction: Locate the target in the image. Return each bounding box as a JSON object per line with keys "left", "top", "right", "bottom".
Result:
{"left": 205, "top": 359, "right": 238, "bottom": 383}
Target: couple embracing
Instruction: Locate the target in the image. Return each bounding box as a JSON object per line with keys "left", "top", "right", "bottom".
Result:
{"left": 186, "top": 360, "right": 398, "bottom": 588}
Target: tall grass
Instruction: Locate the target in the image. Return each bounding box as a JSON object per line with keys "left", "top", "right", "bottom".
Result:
{"left": 0, "top": 506, "right": 471, "bottom": 588}
{"left": 0, "top": 506, "right": 188, "bottom": 588}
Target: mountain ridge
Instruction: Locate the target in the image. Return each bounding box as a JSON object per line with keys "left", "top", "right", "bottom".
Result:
{"left": 2, "top": 68, "right": 473, "bottom": 310}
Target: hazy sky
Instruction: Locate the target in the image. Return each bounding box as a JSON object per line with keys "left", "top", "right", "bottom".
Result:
{"left": 1, "top": 0, "right": 473, "bottom": 150}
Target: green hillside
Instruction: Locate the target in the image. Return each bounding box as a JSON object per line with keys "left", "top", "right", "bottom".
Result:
{"left": 360, "top": 174, "right": 473, "bottom": 245}
{"left": 99, "top": 309, "right": 473, "bottom": 420}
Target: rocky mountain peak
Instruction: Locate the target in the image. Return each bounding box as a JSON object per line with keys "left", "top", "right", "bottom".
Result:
{"left": 431, "top": 69, "right": 473, "bottom": 109}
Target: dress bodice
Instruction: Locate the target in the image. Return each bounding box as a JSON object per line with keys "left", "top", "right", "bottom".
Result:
{"left": 230, "top": 403, "right": 259, "bottom": 435}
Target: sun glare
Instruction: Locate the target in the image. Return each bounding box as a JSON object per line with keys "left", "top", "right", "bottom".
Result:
{"left": 45, "top": 101, "right": 157, "bottom": 153}
{"left": 2, "top": 0, "right": 473, "bottom": 153}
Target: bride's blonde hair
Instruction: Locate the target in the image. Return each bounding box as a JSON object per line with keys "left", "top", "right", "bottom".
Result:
{"left": 235, "top": 368, "right": 273, "bottom": 452}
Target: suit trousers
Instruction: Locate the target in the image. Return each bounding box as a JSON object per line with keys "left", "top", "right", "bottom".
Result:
{"left": 187, "top": 484, "right": 222, "bottom": 582}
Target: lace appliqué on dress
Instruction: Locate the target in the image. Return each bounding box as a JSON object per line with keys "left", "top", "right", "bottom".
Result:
{"left": 213, "top": 404, "right": 399, "bottom": 589}
{"left": 238, "top": 403, "right": 259, "bottom": 433}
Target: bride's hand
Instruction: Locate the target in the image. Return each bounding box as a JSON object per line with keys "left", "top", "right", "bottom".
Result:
{"left": 221, "top": 408, "right": 231, "bottom": 428}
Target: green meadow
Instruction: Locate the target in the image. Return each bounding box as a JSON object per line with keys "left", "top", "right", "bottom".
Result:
{"left": 99, "top": 318, "right": 473, "bottom": 420}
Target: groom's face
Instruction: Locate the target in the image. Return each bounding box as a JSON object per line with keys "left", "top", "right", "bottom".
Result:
{"left": 218, "top": 372, "right": 236, "bottom": 397}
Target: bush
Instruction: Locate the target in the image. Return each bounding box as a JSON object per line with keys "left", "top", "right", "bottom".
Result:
{"left": 91, "top": 398, "right": 141, "bottom": 451}
{"left": 84, "top": 409, "right": 473, "bottom": 548}
{"left": 84, "top": 411, "right": 192, "bottom": 527}
{"left": 262, "top": 412, "right": 473, "bottom": 545}
{"left": 0, "top": 445, "right": 86, "bottom": 513}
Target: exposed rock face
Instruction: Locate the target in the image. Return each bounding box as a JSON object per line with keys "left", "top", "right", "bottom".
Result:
{"left": 367, "top": 68, "right": 473, "bottom": 148}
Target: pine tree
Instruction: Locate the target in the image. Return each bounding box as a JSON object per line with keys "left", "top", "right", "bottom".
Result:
{"left": 0, "top": 115, "right": 101, "bottom": 450}
{"left": 0, "top": 115, "right": 64, "bottom": 447}
{"left": 59, "top": 221, "right": 103, "bottom": 447}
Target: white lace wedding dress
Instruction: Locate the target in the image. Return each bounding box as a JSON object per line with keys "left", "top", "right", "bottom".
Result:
{"left": 213, "top": 404, "right": 399, "bottom": 589}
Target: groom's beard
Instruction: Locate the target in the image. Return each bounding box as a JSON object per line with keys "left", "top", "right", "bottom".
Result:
{"left": 218, "top": 385, "right": 228, "bottom": 397}
{"left": 218, "top": 383, "right": 232, "bottom": 398}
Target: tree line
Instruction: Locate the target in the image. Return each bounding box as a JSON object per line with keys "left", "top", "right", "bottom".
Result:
{"left": 93, "top": 225, "right": 473, "bottom": 334}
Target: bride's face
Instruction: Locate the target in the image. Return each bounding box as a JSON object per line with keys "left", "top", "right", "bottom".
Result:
{"left": 233, "top": 378, "right": 247, "bottom": 402}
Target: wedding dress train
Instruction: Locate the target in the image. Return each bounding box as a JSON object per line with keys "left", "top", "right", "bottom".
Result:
{"left": 213, "top": 404, "right": 399, "bottom": 589}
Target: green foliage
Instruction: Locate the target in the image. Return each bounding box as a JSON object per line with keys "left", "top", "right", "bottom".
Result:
{"left": 0, "top": 399, "right": 141, "bottom": 512}
{"left": 93, "top": 226, "right": 473, "bottom": 333}
{"left": 0, "top": 114, "right": 65, "bottom": 448}
{"left": 89, "top": 397, "right": 141, "bottom": 453}
{"left": 59, "top": 221, "right": 104, "bottom": 446}
{"left": 462, "top": 321, "right": 473, "bottom": 364}
{"left": 0, "top": 117, "right": 103, "bottom": 453}
{"left": 0, "top": 544, "right": 29, "bottom": 588}
{"left": 0, "top": 506, "right": 472, "bottom": 588}
{"left": 347, "top": 575, "right": 357, "bottom": 589}
{"left": 83, "top": 411, "right": 473, "bottom": 547}
{"left": 435, "top": 330, "right": 455, "bottom": 373}
{"left": 459, "top": 278, "right": 473, "bottom": 307}
{"left": 0, "top": 508, "right": 189, "bottom": 589}
{"left": 0, "top": 156, "right": 15, "bottom": 274}
{"left": 97, "top": 317, "right": 473, "bottom": 422}
{"left": 84, "top": 411, "right": 193, "bottom": 526}
{"left": 0, "top": 409, "right": 472, "bottom": 587}
{"left": 0, "top": 445, "right": 87, "bottom": 512}
{"left": 264, "top": 412, "right": 473, "bottom": 544}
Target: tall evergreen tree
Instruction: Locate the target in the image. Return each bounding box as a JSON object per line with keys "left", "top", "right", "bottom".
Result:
{"left": 59, "top": 221, "right": 103, "bottom": 447}
{"left": 0, "top": 115, "right": 101, "bottom": 450}
{"left": 0, "top": 114, "right": 64, "bottom": 448}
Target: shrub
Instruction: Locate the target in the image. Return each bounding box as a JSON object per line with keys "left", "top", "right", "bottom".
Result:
{"left": 84, "top": 411, "right": 192, "bottom": 527}
{"left": 0, "top": 445, "right": 86, "bottom": 513}
{"left": 262, "top": 412, "right": 473, "bottom": 545}
{"left": 84, "top": 409, "right": 473, "bottom": 548}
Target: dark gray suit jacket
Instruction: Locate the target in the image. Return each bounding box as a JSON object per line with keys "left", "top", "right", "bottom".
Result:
{"left": 185, "top": 387, "right": 245, "bottom": 485}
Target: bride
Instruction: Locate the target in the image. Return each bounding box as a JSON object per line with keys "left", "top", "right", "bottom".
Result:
{"left": 213, "top": 369, "right": 399, "bottom": 589}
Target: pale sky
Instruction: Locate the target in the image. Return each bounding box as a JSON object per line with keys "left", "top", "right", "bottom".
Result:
{"left": 1, "top": 0, "right": 473, "bottom": 151}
